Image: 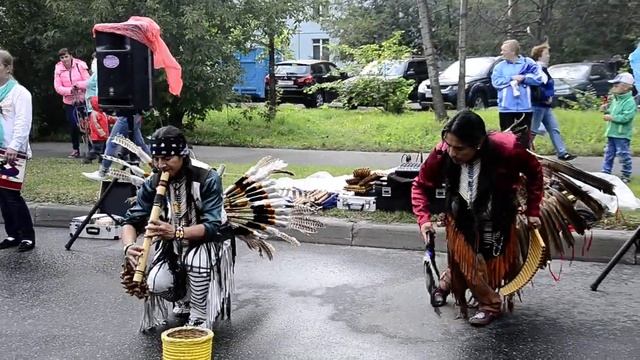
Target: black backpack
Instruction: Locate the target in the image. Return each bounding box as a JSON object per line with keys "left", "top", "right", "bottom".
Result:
{"left": 531, "top": 67, "right": 551, "bottom": 103}
{"left": 531, "top": 85, "right": 545, "bottom": 103}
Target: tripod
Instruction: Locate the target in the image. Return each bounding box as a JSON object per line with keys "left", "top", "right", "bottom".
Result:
{"left": 65, "top": 115, "right": 142, "bottom": 250}
{"left": 590, "top": 225, "right": 640, "bottom": 291}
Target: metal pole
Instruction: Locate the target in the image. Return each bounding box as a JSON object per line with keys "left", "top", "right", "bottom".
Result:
{"left": 65, "top": 178, "right": 119, "bottom": 250}
{"left": 590, "top": 225, "right": 640, "bottom": 291}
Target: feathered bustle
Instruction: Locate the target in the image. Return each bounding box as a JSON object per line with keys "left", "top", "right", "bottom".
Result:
{"left": 502, "top": 152, "right": 617, "bottom": 295}
{"left": 222, "top": 156, "right": 325, "bottom": 258}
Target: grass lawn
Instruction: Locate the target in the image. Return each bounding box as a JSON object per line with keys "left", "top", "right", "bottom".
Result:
{"left": 21, "top": 157, "right": 640, "bottom": 230}
{"left": 22, "top": 158, "right": 358, "bottom": 205}
{"left": 185, "top": 105, "right": 640, "bottom": 156}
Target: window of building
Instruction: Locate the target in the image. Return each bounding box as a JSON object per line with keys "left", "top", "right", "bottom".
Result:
{"left": 312, "top": 38, "right": 330, "bottom": 61}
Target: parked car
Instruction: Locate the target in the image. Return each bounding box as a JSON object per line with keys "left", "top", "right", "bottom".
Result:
{"left": 264, "top": 60, "right": 347, "bottom": 108}
{"left": 549, "top": 62, "right": 615, "bottom": 105}
{"left": 417, "top": 56, "right": 499, "bottom": 110}
{"left": 346, "top": 58, "right": 429, "bottom": 101}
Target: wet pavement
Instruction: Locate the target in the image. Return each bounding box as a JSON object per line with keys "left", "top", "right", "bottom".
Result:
{"left": 1, "top": 227, "right": 640, "bottom": 360}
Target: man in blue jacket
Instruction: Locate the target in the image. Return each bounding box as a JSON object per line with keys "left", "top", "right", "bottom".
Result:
{"left": 491, "top": 39, "right": 543, "bottom": 148}
{"left": 529, "top": 42, "right": 576, "bottom": 161}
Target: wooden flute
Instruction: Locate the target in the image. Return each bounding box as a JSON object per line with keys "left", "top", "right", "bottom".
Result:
{"left": 133, "top": 171, "right": 171, "bottom": 283}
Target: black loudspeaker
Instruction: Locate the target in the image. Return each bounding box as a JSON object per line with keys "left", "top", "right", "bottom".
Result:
{"left": 95, "top": 31, "right": 153, "bottom": 115}
{"left": 99, "top": 181, "right": 138, "bottom": 217}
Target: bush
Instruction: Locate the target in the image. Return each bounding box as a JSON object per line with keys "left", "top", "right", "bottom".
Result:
{"left": 560, "top": 88, "right": 602, "bottom": 111}
{"left": 307, "top": 77, "right": 414, "bottom": 113}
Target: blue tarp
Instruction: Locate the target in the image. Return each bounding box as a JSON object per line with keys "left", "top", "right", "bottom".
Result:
{"left": 628, "top": 43, "right": 640, "bottom": 92}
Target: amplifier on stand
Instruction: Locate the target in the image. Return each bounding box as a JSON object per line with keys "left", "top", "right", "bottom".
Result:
{"left": 99, "top": 180, "right": 138, "bottom": 217}
{"left": 394, "top": 161, "right": 422, "bottom": 179}
{"left": 374, "top": 173, "right": 414, "bottom": 212}
{"left": 395, "top": 153, "right": 424, "bottom": 179}
{"left": 374, "top": 174, "right": 446, "bottom": 214}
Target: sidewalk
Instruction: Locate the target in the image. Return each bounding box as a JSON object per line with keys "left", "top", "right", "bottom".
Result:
{"left": 31, "top": 142, "right": 640, "bottom": 173}
{"left": 20, "top": 202, "right": 639, "bottom": 265}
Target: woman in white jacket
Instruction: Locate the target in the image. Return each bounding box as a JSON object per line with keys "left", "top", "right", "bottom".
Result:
{"left": 0, "top": 49, "right": 36, "bottom": 252}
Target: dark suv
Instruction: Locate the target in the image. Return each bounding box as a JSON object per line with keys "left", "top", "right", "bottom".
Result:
{"left": 417, "top": 56, "right": 499, "bottom": 109}
{"left": 265, "top": 60, "right": 347, "bottom": 108}
{"left": 549, "top": 62, "right": 616, "bottom": 105}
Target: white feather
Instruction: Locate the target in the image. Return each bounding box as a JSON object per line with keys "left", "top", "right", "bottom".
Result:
{"left": 108, "top": 169, "right": 145, "bottom": 187}
{"left": 102, "top": 155, "right": 147, "bottom": 177}
{"left": 111, "top": 135, "right": 153, "bottom": 165}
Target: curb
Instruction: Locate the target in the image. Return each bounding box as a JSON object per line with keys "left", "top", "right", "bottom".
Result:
{"left": 15, "top": 203, "right": 639, "bottom": 265}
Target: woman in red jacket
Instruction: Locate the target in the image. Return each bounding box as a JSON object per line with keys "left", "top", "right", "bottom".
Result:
{"left": 412, "top": 110, "right": 543, "bottom": 327}
{"left": 53, "top": 48, "right": 90, "bottom": 158}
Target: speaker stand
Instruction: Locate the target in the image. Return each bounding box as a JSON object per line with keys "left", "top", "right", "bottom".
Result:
{"left": 590, "top": 225, "right": 640, "bottom": 291}
{"left": 65, "top": 178, "right": 122, "bottom": 250}
{"left": 65, "top": 115, "right": 140, "bottom": 251}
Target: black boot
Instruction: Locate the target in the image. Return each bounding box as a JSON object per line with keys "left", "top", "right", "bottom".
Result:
{"left": 0, "top": 237, "right": 20, "bottom": 249}
{"left": 17, "top": 239, "right": 35, "bottom": 252}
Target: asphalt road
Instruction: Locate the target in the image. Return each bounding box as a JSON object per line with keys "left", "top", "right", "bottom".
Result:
{"left": 1, "top": 227, "right": 639, "bottom": 360}
{"left": 31, "top": 142, "right": 640, "bottom": 174}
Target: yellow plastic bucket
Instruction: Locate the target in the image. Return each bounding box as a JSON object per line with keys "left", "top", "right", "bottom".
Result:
{"left": 161, "top": 326, "right": 214, "bottom": 360}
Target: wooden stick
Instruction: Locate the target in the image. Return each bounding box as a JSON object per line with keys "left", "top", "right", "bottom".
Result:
{"left": 133, "top": 171, "right": 170, "bottom": 283}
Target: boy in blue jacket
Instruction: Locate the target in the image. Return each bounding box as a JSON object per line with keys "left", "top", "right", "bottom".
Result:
{"left": 601, "top": 72, "right": 637, "bottom": 183}
{"left": 491, "top": 39, "right": 543, "bottom": 148}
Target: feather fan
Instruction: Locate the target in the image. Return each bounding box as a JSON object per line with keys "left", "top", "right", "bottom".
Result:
{"left": 222, "top": 156, "right": 325, "bottom": 258}
{"left": 505, "top": 152, "right": 617, "bottom": 294}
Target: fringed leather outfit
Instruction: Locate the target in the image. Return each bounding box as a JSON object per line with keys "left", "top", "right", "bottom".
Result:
{"left": 412, "top": 132, "right": 543, "bottom": 313}
{"left": 124, "top": 160, "right": 235, "bottom": 330}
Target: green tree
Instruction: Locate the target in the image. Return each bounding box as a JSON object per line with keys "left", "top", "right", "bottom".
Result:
{"left": 1, "top": 0, "right": 253, "bottom": 132}
{"left": 320, "top": 0, "right": 460, "bottom": 60}
{"left": 240, "top": 0, "right": 310, "bottom": 120}
{"left": 0, "top": 0, "right": 94, "bottom": 136}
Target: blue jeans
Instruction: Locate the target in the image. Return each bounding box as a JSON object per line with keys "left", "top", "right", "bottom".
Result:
{"left": 0, "top": 188, "right": 35, "bottom": 241}
{"left": 532, "top": 106, "right": 567, "bottom": 157}
{"left": 100, "top": 115, "right": 150, "bottom": 171}
{"left": 602, "top": 137, "right": 632, "bottom": 178}
{"left": 88, "top": 141, "right": 106, "bottom": 160}
{"left": 64, "top": 104, "right": 80, "bottom": 151}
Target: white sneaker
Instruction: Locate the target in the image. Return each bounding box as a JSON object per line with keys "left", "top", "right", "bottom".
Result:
{"left": 173, "top": 301, "right": 191, "bottom": 317}
{"left": 186, "top": 317, "right": 208, "bottom": 328}
{"left": 82, "top": 170, "right": 106, "bottom": 182}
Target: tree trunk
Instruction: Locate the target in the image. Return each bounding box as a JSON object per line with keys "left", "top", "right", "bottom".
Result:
{"left": 417, "top": 0, "right": 448, "bottom": 121}
{"left": 534, "top": 0, "right": 554, "bottom": 43}
{"left": 267, "top": 33, "right": 277, "bottom": 121}
{"left": 506, "top": 0, "right": 514, "bottom": 38}
{"left": 167, "top": 97, "right": 184, "bottom": 128}
{"left": 457, "top": 0, "right": 468, "bottom": 111}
